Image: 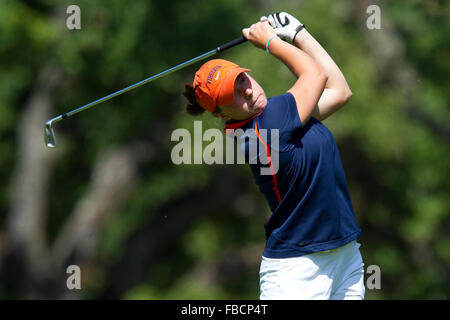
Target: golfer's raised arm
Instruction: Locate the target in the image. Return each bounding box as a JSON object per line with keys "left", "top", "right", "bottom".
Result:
{"left": 294, "top": 28, "right": 352, "bottom": 121}
{"left": 263, "top": 12, "right": 352, "bottom": 121}
{"left": 242, "top": 21, "right": 327, "bottom": 126}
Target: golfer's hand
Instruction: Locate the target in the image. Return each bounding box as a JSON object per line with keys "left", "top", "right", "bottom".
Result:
{"left": 242, "top": 20, "right": 277, "bottom": 50}
{"left": 261, "top": 12, "right": 304, "bottom": 43}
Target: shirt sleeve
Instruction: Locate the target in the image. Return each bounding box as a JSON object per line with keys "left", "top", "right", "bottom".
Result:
{"left": 257, "top": 92, "right": 302, "bottom": 152}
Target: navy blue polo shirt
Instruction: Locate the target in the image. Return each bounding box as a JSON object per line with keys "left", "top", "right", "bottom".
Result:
{"left": 225, "top": 93, "right": 361, "bottom": 258}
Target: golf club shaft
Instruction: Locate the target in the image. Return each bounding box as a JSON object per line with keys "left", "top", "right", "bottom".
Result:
{"left": 51, "top": 36, "right": 247, "bottom": 123}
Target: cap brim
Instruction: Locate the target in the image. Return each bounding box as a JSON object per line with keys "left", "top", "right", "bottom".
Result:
{"left": 216, "top": 67, "right": 251, "bottom": 108}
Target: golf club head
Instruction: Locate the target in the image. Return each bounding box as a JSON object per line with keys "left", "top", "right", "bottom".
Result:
{"left": 45, "top": 120, "right": 57, "bottom": 148}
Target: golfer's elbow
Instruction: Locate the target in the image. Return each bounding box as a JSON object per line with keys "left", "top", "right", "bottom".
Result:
{"left": 338, "top": 87, "right": 352, "bottom": 107}
{"left": 330, "top": 88, "right": 352, "bottom": 113}
{"left": 343, "top": 89, "right": 352, "bottom": 103}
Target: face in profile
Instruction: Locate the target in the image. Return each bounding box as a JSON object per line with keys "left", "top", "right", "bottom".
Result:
{"left": 214, "top": 72, "right": 267, "bottom": 121}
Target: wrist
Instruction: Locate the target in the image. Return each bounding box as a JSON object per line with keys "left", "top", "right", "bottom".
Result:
{"left": 293, "top": 27, "right": 308, "bottom": 47}
{"left": 266, "top": 35, "right": 280, "bottom": 54}
{"left": 292, "top": 24, "right": 306, "bottom": 43}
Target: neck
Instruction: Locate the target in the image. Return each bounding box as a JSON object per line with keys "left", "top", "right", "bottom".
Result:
{"left": 226, "top": 111, "right": 261, "bottom": 124}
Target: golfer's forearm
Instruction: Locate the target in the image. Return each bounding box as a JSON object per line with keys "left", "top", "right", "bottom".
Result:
{"left": 269, "top": 37, "right": 327, "bottom": 125}
{"left": 269, "top": 37, "right": 324, "bottom": 78}
{"left": 294, "top": 29, "right": 351, "bottom": 95}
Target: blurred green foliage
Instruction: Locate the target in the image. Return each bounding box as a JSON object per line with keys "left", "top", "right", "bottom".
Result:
{"left": 0, "top": 0, "right": 448, "bottom": 299}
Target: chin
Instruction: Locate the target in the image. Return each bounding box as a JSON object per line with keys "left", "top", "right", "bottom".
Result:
{"left": 251, "top": 105, "right": 262, "bottom": 114}
{"left": 254, "top": 97, "right": 267, "bottom": 112}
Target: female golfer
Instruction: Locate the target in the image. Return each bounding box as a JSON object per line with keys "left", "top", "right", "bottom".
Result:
{"left": 183, "top": 12, "right": 364, "bottom": 300}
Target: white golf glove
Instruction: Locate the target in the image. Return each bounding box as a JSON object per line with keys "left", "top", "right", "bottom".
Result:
{"left": 260, "top": 12, "right": 305, "bottom": 43}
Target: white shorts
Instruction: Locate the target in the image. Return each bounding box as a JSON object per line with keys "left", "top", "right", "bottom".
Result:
{"left": 259, "top": 240, "right": 365, "bottom": 300}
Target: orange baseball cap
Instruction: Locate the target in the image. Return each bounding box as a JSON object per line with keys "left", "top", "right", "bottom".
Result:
{"left": 193, "top": 59, "right": 250, "bottom": 113}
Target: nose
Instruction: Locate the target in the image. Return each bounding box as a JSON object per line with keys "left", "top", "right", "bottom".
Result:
{"left": 240, "top": 87, "right": 252, "bottom": 100}
{"left": 235, "top": 78, "right": 252, "bottom": 99}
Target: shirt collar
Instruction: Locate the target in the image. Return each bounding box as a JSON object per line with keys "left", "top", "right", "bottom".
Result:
{"left": 224, "top": 112, "right": 262, "bottom": 134}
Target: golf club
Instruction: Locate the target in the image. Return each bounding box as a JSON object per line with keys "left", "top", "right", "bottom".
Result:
{"left": 44, "top": 36, "right": 247, "bottom": 148}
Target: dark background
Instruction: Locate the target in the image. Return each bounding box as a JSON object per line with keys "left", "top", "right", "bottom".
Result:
{"left": 0, "top": 0, "right": 448, "bottom": 299}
